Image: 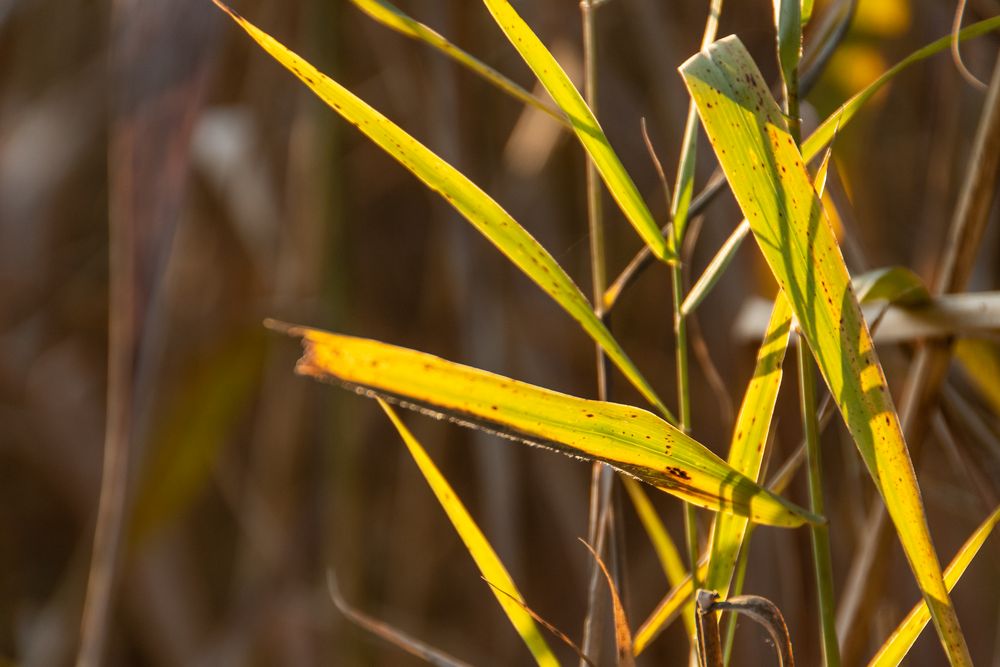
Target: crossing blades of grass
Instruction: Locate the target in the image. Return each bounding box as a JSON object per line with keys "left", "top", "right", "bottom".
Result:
{"left": 633, "top": 558, "right": 710, "bottom": 655}
{"left": 379, "top": 400, "right": 558, "bottom": 666}
{"left": 681, "top": 36, "right": 971, "bottom": 665}
{"left": 704, "top": 294, "right": 793, "bottom": 596}
{"left": 281, "top": 324, "right": 820, "bottom": 527}
{"left": 211, "top": 1, "right": 673, "bottom": 421}
{"left": 347, "top": 0, "right": 567, "bottom": 126}
{"left": 479, "top": 0, "right": 674, "bottom": 264}
{"left": 869, "top": 505, "right": 1000, "bottom": 666}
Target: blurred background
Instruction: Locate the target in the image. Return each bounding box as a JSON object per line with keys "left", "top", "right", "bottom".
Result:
{"left": 2, "top": 0, "right": 999, "bottom": 664}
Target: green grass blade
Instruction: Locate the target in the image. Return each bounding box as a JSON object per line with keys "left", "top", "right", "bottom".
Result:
{"left": 348, "top": 0, "right": 567, "bottom": 125}
{"left": 704, "top": 294, "right": 793, "bottom": 596}
{"left": 285, "top": 324, "right": 820, "bottom": 527}
{"left": 802, "top": 17, "right": 1000, "bottom": 162}
{"left": 479, "top": 0, "right": 674, "bottom": 264}
{"left": 681, "top": 36, "right": 971, "bottom": 665}
{"left": 212, "top": 1, "right": 673, "bottom": 421}
{"left": 869, "top": 505, "right": 1000, "bottom": 666}
{"left": 853, "top": 266, "right": 931, "bottom": 306}
{"left": 633, "top": 559, "right": 710, "bottom": 655}
{"left": 622, "top": 477, "right": 697, "bottom": 641}
{"left": 379, "top": 400, "right": 559, "bottom": 666}
{"left": 680, "top": 219, "right": 750, "bottom": 317}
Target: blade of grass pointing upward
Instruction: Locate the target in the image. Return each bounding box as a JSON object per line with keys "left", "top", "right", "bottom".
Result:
{"left": 211, "top": 1, "right": 674, "bottom": 422}
{"left": 479, "top": 0, "right": 674, "bottom": 264}
{"left": 284, "top": 325, "right": 820, "bottom": 527}
{"left": 681, "top": 36, "right": 971, "bottom": 665}
{"left": 378, "top": 400, "right": 558, "bottom": 666}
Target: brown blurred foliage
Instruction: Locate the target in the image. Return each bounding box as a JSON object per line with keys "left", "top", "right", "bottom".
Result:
{"left": 1, "top": 0, "right": 999, "bottom": 665}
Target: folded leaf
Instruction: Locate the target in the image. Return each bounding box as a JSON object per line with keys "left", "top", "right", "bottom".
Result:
{"left": 681, "top": 36, "right": 970, "bottom": 665}
{"left": 479, "top": 0, "right": 673, "bottom": 263}
{"left": 379, "top": 400, "right": 558, "bottom": 666}
{"left": 284, "top": 324, "right": 820, "bottom": 528}
{"left": 212, "top": 0, "right": 672, "bottom": 421}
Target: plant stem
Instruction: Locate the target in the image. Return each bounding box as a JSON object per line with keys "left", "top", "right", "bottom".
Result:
{"left": 797, "top": 339, "right": 841, "bottom": 667}
{"left": 579, "top": 1, "right": 614, "bottom": 664}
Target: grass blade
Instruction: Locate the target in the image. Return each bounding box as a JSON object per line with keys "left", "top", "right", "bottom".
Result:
{"left": 211, "top": 0, "right": 673, "bottom": 421}
{"left": 869, "top": 506, "right": 1000, "bottom": 666}
{"left": 379, "top": 400, "right": 559, "bottom": 666}
{"left": 852, "top": 266, "right": 931, "bottom": 306}
{"left": 327, "top": 571, "right": 474, "bottom": 667}
{"left": 633, "top": 559, "right": 710, "bottom": 655}
{"left": 284, "top": 324, "right": 820, "bottom": 527}
{"left": 681, "top": 36, "right": 971, "bottom": 665}
{"left": 680, "top": 219, "right": 749, "bottom": 317}
{"left": 704, "top": 294, "right": 793, "bottom": 596}
{"left": 479, "top": 0, "right": 674, "bottom": 264}
{"left": 802, "top": 17, "right": 1000, "bottom": 162}
{"left": 348, "top": 0, "right": 567, "bottom": 125}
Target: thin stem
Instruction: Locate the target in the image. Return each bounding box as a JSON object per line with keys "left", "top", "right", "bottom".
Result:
{"left": 673, "top": 263, "right": 699, "bottom": 593}
{"left": 797, "top": 340, "right": 840, "bottom": 667}
{"left": 579, "top": 1, "right": 614, "bottom": 664}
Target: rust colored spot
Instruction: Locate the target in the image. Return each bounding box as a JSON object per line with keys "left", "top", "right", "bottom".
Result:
{"left": 665, "top": 466, "right": 691, "bottom": 480}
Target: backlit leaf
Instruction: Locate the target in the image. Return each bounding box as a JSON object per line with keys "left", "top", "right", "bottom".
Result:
{"left": 681, "top": 36, "right": 971, "bottom": 665}
{"left": 285, "top": 324, "right": 820, "bottom": 528}
{"left": 212, "top": 0, "right": 672, "bottom": 420}
{"left": 479, "top": 0, "right": 674, "bottom": 263}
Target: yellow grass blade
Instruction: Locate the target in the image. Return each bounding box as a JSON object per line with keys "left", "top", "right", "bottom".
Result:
{"left": 211, "top": 0, "right": 672, "bottom": 421}
{"left": 479, "top": 0, "right": 674, "bottom": 264}
{"left": 704, "top": 294, "right": 793, "bottom": 597}
{"left": 285, "top": 324, "right": 820, "bottom": 527}
{"left": 633, "top": 559, "right": 710, "bottom": 655}
{"left": 681, "top": 36, "right": 971, "bottom": 665}
{"left": 348, "top": 0, "right": 566, "bottom": 125}
{"left": 869, "top": 506, "right": 1000, "bottom": 666}
{"left": 379, "top": 400, "right": 558, "bottom": 666}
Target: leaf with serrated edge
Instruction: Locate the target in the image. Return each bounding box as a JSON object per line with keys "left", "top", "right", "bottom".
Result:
{"left": 705, "top": 294, "right": 792, "bottom": 597}
{"left": 379, "top": 400, "right": 558, "bottom": 666}
{"left": 288, "top": 325, "right": 819, "bottom": 527}
{"left": 211, "top": 1, "right": 672, "bottom": 421}
{"left": 869, "top": 506, "right": 1000, "bottom": 666}
{"left": 479, "top": 0, "right": 673, "bottom": 263}
{"left": 681, "top": 36, "right": 970, "bottom": 665}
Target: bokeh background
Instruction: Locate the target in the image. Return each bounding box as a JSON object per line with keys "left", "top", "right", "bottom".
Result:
{"left": 2, "top": 0, "right": 999, "bottom": 664}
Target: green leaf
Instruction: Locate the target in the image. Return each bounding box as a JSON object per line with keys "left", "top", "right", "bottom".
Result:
{"left": 634, "top": 559, "right": 709, "bottom": 655}
{"left": 680, "top": 220, "right": 750, "bottom": 317}
{"left": 285, "top": 324, "right": 820, "bottom": 527}
{"left": 853, "top": 266, "right": 931, "bottom": 307}
{"left": 705, "top": 294, "right": 793, "bottom": 597}
{"left": 212, "top": 1, "right": 673, "bottom": 421}
{"left": 773, "top": 0, "right": 802, "bottom": 101}
{"left": 681, "top": 36, "right": 971, "bottom": 665}
{"left": 348, "top": 0, "right": 567, "bottom": 125}
{"left": 869, "top": 505, "right": 1000, "bottom": 666}
{"left": 479, "top": 0, "right": 674, "bottom": 264}
{"left": 379, "top": 400, "right": 558, "bottom": 666}
{"left": 802, "top": 16, "right": 1000, "bottom": 163}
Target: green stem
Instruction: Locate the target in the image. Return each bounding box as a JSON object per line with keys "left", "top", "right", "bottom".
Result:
{"left": 797, "top": 339, "right": 841, "bottom": 667}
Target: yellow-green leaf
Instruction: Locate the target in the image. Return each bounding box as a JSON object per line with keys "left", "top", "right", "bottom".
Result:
{"left": 348, "top": 0, "right": 567, "bottom": 125}
{"left": 802, "top": 17, "right": 1000, "bottom": 163}
{"left": 954, "top": 339, "right": 1000, "bottom": 415}
{"left": 681, "top": 36, "right": 971, "bottom": 665}
{"left": 634, "top": 559, "right": 710, "bottom": 655}
{"left": 853, "top": 266, "right": 931, "bottom": 307}
{"left": 869, "top": 505, "right": 1000, "bottom": 666}
{"left": 286, "top": 325, "right": 820, "bottom": 527}
{"left": 379, "top": 400, "right": 558, "bottom": 667}
{"left": 705, "top": 294, "right": 793, "bottom": 597}
{"left": 212, "top": 1, "right": 672, "bottom": 420}
{"left": 479, "top": 0, "right": 673, "bottom": 264}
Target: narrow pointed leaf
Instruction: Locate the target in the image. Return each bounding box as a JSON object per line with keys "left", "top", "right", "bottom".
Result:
{"left": 479, "top": 0, "right": 674, "bottom": 263}
{"left": 634, "top": 559, "right": 710, "bottom": 655}
{"left": 286, "top": 325, "right": 820, "bottom": 527}
{"left": 869, "top": 505, "right": 1000, "bottom": 666}
{"left": 705, "top": 294, "right": 793, "bottom": 597}
{"left": 681, "top": 36, "right": 970, "bottom": 665}
{"left": 379, "top": 400, "right": 558, "bottom": 666}
{"left": 802, "top": 17, "right": 1000, "bottom": 162}
{"left": 212, "top": 1, "right": 672, "bottom": 420}
{"left": 680, "top": 220, "right": 750, "bottom": 317}
{"left": 348, "top": 0, "right": 566, "bottom": 125}
{"left": 853, "top": 266, "right": 931, "bottom": 307}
